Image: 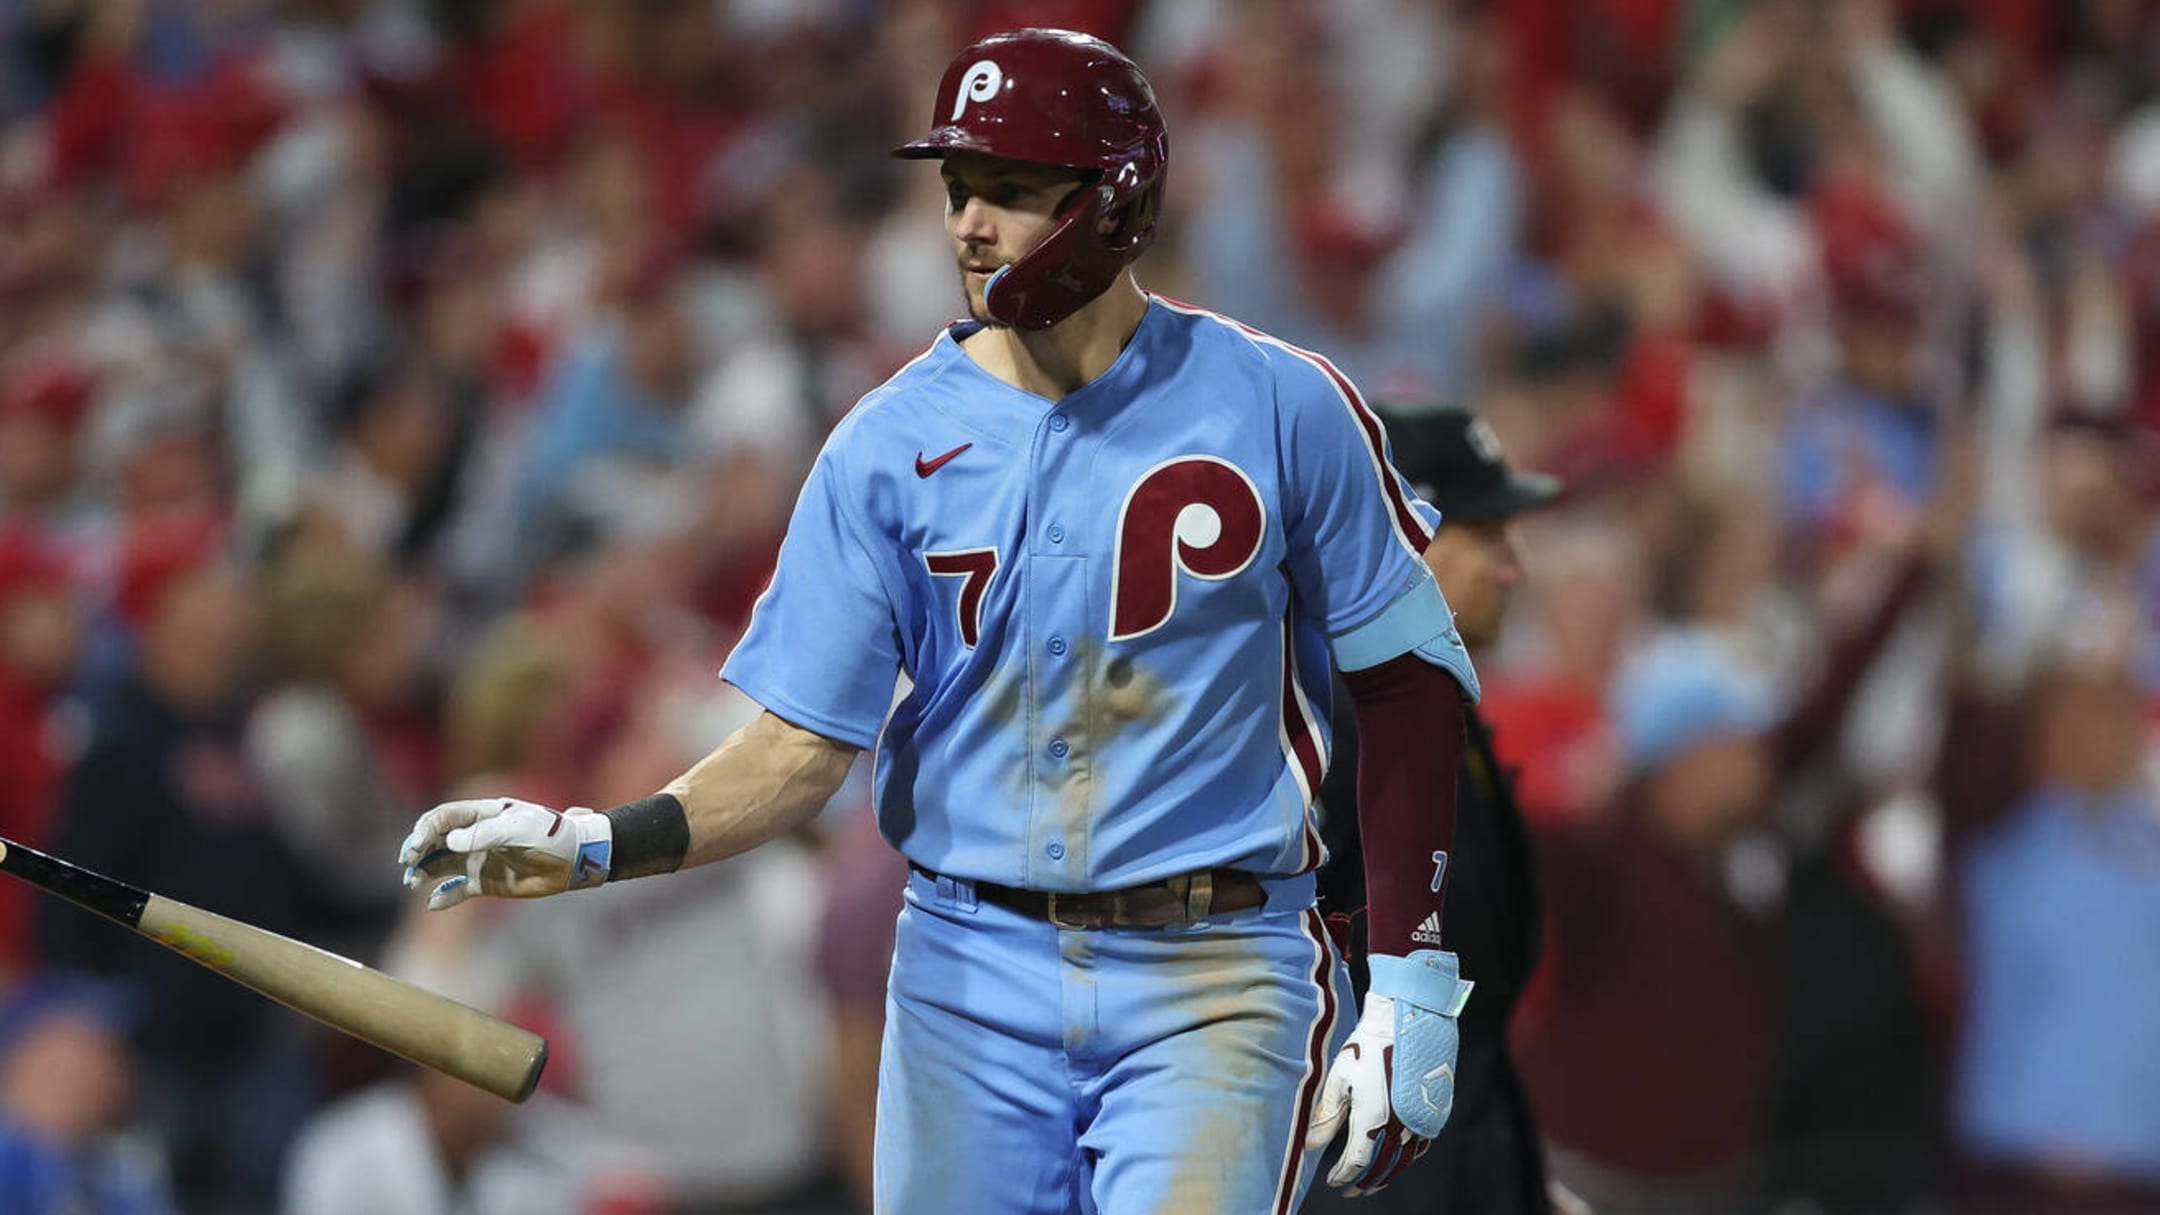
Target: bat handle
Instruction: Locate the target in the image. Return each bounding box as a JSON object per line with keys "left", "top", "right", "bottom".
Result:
{"left": 0, "top": 837, "right": 151, "bottom": 925}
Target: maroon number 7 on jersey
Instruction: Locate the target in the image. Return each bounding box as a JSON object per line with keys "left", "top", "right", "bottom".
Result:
{"left": 924, "top": 548, "right": 999, "bottom": 647}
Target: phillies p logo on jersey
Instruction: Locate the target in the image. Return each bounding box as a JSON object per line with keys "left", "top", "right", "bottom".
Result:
{"left": 1108, "top": 456, "right": 1267, "bottom": 641}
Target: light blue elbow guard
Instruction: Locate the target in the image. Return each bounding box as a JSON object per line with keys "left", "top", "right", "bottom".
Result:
{"left": 1330, "top": 577, "right": 1481, "bottom": 703}
{"left": 1368, "top": 950, "right": 1475, "bottom": 1139}
{"left": 1413, "top": 625, "right": 1480, "bottom": 704}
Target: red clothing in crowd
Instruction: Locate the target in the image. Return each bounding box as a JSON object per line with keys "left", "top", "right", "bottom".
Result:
{"left": 449, "top": 0, "right": 583, "bottom": 170}
{"left": 45, "top": 47, "right": 285, "bottom": 209}
{"left": 0, "top": 528, "right": 74, "bottom": 971}
{"left": 1478, "top": 673, "right": 1617, "bottom": 825}
{"left": 0, "top": 668, "right": 66, "bottom": 970}
{"left": 447, "top": 0, "right": 745, "bottom": 251}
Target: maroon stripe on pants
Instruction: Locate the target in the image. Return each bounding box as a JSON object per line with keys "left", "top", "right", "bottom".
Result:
{"left": 1275, "top": 906, "right": 1342, "bottom": 1215}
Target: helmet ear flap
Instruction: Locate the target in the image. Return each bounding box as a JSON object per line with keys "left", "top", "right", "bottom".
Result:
{"left": 1104, "top": 181, "right": 1160, "bottom": 253}
{"left": 1092, "top": 159, "right": 1162, "bottom": 255}
{"left": 984, "top": 170, "right": 1163, "bottom": 330}
{"left": 983, "top": 196, "right": 1101, "bottom": 330}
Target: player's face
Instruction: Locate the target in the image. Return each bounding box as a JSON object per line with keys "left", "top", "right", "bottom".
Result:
{"left": 941, "top": 153, "right": 1086, "bottom": 326}
{"left": 1422, "top": 518, "right": 1521, "bottom": 650}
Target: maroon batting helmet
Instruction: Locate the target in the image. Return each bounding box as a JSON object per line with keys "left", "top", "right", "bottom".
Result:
{"left": 895, "top": 29, "right": 1168, "bottom": 331}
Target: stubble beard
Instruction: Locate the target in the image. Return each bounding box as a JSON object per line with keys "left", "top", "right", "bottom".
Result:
{"left": 958, "top": 252, "right": 1009, "bottom": 328}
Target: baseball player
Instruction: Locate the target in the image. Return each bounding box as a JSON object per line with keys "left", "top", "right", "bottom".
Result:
{"left": 399, "top": 29, "right": 1479, "bottom": 1213}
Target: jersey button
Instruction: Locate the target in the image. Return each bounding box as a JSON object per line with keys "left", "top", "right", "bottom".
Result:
{"left": 1046, "top": 522, "right": 1065, "bottom": 544}
{"left": 1048, "top": 738, "right": 1069, "bottom": 759}
{"left": 1045, "top": 840, "right": 1066, "bottom": 860}
{"left": 1047, "top": 635, "right": 1067, "bottom": 657}
{"left": 1049, "top": 413, "right": 1070, "bottom": 433}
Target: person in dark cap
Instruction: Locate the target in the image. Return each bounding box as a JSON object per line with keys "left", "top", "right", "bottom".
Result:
{"left": 1307, "top": 404, "right": 1587, "bottom": 1215}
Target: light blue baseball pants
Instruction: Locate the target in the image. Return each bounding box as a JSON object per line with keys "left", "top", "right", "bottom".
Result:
{"left": 875, "top": 867, "right": 1355, "bottom": 1214}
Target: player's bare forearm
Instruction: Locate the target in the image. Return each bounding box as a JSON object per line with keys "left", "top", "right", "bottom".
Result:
{"left": 400, "top": 710, "right": 858, "bottom": 905}
{"left": 664, "top": 710, "right": 861, "bottom": 870}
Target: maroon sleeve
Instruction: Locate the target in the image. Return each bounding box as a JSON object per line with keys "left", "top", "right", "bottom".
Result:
{"left": 1342, "top": 652, "right": 1468, "bottom": 957}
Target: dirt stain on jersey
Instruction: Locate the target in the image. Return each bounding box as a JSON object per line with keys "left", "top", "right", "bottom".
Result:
{"left": 1094, "top": 651, "right": 1175, "bottom": 732}
{"left": 1040, "top": 639, "right": 1180, "bottom": 880}
{"left": 965, "top": 667, "right": 1035, "bottom": 812}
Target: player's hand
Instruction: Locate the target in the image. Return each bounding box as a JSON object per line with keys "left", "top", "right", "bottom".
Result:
{"left": 1304, "top": 950, "right": 1473, "bottom": 1196}
{"left": 398, "top": 797, "right": 612, "bottom": 910}
{"left": 1304, "top": 992, "right": 1428, "bottom": 1195}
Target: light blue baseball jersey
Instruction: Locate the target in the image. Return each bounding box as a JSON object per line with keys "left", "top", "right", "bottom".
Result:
{"left": 721, "top": 295, "right": 1474, "bottom": 891}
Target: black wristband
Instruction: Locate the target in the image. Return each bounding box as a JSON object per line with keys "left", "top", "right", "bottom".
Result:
{"left": 602, "top": 793, "right": 690, "bottom": 881}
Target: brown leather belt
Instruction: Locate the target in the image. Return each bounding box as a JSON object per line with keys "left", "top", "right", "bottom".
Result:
{"left": 911, "top": 864, "right": 1267, "bottom": 929}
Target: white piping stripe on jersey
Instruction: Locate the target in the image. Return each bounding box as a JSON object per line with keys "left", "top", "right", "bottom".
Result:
{"left": 727, "top": 328, "right": 952, "bottom": 685}
{"left": 1277, "top": 617, "right": 1322, "bottom": 871}
{"left": 1148, "top": 295, "right": 1433, "bottom": 563}
{"left": 1283, "top": 615, "right": 1327, "bottom": 871}
{"left": 1286, "top": 626, "right": 1328, "bottom": 786}
{"left": 1272, "top": 906, "right": 1342, "bottom": 1215}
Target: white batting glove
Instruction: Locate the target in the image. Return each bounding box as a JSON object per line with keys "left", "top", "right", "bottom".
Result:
{"left": 1304, "top": 994, "right": 1427, "bottom": 1195}
{"left": 1305, "top": 951, "right": 1473, "bottom": 1197}
{"left": 398, "top": 797, "right": 613, "bottom": 910}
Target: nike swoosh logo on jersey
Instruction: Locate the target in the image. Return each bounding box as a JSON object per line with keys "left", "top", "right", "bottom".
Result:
{"left": 915, "top": 443, "right": 972, "bottom": 478}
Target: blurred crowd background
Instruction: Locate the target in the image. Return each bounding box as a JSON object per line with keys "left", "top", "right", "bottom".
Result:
{"left": 1, "top": 0, "right": 2158, "bottom": 1213}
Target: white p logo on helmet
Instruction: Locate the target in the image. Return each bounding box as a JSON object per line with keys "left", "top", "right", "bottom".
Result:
{"left": 952, "top": 60, "right": 1003, "bottom": 121}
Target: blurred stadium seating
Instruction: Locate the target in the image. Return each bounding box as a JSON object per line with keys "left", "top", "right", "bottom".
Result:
{"left": 3, "top": 2, "right": 2159, "bottom": 1213}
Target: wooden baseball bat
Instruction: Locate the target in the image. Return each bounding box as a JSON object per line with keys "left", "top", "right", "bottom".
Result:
{"left": 0, "top": 836, "right": 547, "bottom": 1103}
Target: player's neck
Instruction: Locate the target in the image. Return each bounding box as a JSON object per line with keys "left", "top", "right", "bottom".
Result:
{"left": 967, "top": 275, "right": 1149, "bottom": 400}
